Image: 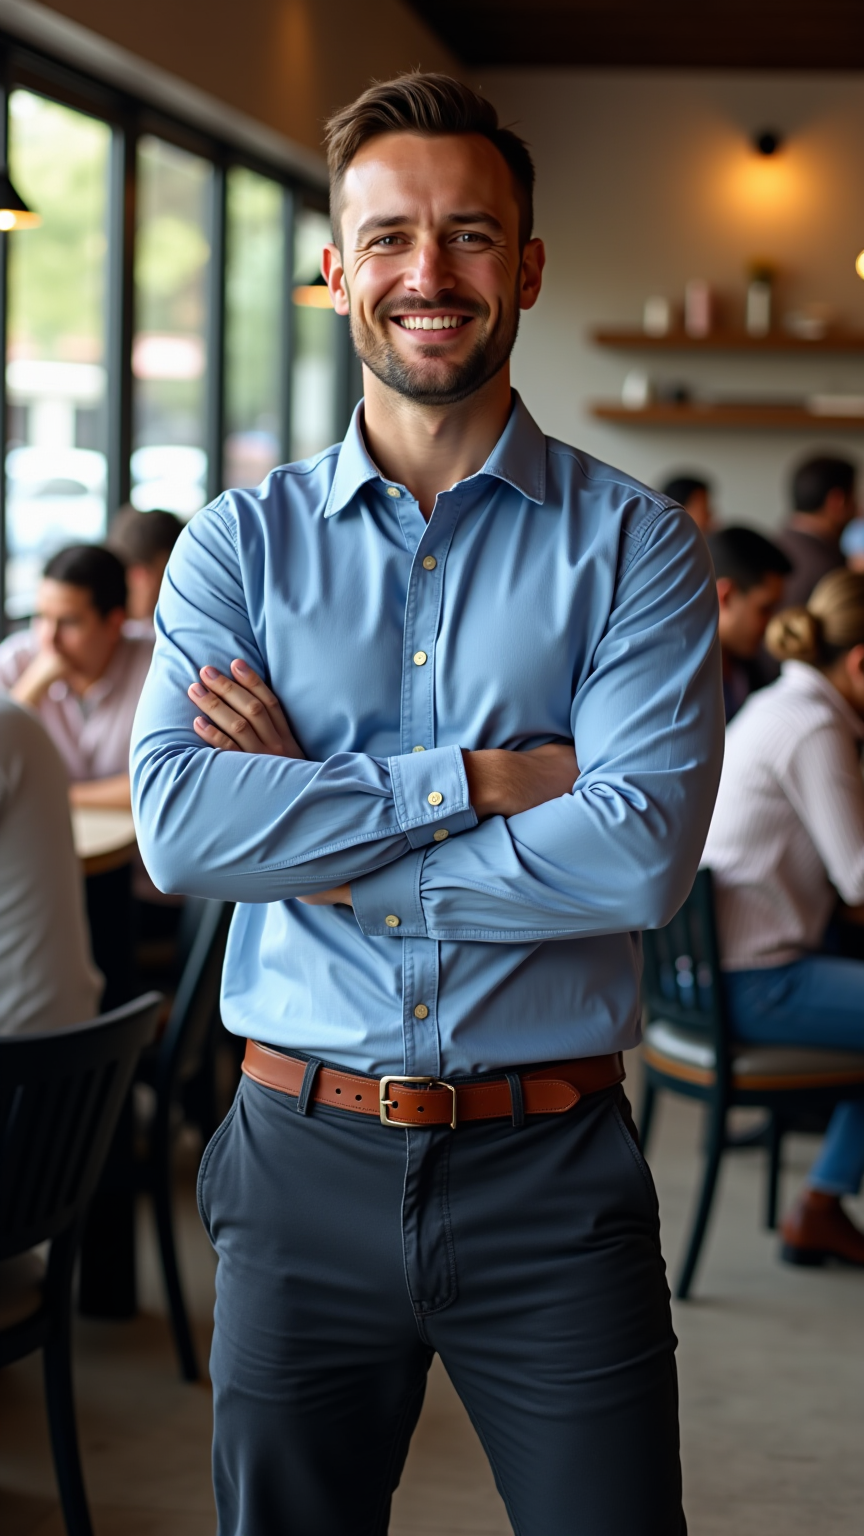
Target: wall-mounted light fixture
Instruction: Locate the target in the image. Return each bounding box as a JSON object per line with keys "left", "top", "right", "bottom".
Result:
{"left": 293, "top": 273, "right": 333, "bottom": 309}
{"left": 0, "top": 165, "right": 40, "bottom": 230}
{"left": 753, "top": 129, "right": 783, "bottom": 157}
{"left": 856, "top": 249, "right": 864, "bottom": 281}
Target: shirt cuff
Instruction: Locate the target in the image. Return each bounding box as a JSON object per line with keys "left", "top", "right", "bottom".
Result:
{"left": 352, "top": 848, "right": 428, "bottom": 938}
{"left": 389, "top": 745, "right": 477, "bottom": 849}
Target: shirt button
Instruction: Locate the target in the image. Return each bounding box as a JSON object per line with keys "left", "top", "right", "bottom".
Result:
{"left": 427, "top": 790, "right": 443, "bottom": 806}
{"left": 386, "top": 486, "right": 401, "bottom": 498}
{"left": 414, "top": 1003, "right": 429, "bottom": 1019}
{"left": 385, "top": 914, "right": 401, "bottom": 927}
{"left": 422, "top": 555, "right": 437, "bottom": 570}
{"left": 412, "top": 745, "right": 425, "bottom": 752}
{"left": 413, "top": 650, "right": 427, "bottom": 666}
{"left": 432, "top": 828, "right": 449, "bottom": 842}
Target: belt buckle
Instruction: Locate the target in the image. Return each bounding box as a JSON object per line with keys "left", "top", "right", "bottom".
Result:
{"left": 379, "top": 1075, "right": 458, "bottom": 1130}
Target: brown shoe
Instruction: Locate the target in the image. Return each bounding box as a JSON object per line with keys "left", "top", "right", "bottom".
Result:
{"left": 781, "top": 1189, "right": 864, "bottom": 1268}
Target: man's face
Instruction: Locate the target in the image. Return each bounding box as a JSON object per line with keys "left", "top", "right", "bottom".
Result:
{"left": 127, "top": 553, "right": 169, "bottom": 622}
{"left": 36, "top": 579, "right": 125, "bottom": 681}
{"left": 717, "top": 573, "right": 785, "bottom": 659}
{"left": 323, "top": 132, "right": 544, "bottom": 406}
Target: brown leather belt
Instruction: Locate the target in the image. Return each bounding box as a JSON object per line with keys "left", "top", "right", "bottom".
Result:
{"left": 242, "top": 1039, "right": 625, "bottom": 1129}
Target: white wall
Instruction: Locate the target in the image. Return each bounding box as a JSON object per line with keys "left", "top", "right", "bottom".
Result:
{"left": 482, "top": 69, "right": 864, "bottom": 530}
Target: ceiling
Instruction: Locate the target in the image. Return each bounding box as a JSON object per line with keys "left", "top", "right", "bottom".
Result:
{"left": 406, "top": 1, "right": 864, "bottom": 70}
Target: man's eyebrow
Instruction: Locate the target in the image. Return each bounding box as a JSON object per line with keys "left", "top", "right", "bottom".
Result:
{"left": 355, "top": 210, "right": 504, "bottom": 241}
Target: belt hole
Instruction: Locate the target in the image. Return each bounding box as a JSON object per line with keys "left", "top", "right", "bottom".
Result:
{"left": 335, "top": 1088, "right": 341, "bottom": 1094}
{"left": 417, "top": 1104, "right": 424, "bottom": 1112}
{"left": 355, "top": 1094, "right": 362, "bottom": 1101}
{"left": 392, "top": 1100, "right": 399, "bottom": 1108}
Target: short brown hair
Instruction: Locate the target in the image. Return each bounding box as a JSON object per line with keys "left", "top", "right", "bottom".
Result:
{"left": 325, "top": 72, "right": 535, "bottom": 248}
{"left": 106, "top": 505, "right": 182, "bottom": 567}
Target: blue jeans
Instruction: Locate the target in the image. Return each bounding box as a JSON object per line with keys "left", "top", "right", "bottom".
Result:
{"left": 725, "top": 957, "right": 864, "bottom": 1196}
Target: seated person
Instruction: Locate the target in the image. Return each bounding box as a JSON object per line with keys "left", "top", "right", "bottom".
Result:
{"left": 706, "top": 525, "right": 791, "bottom": 721}
{"left": 0, "top": 544, "right": 153, "bottom": 809}
{"left": 0, "top": 696, "right": 102, "bottom": 1033}
{"left": 106, "top": 505, "right": 182, "bottom": 635}
{"left": 703, "top": 568, "right": 864, "bottom": 1267}
{"left": 661, "top": 473, "right": 716, "bottom": 534}
{"left": 776, "top": 455, "right": 857, "bottom": 607}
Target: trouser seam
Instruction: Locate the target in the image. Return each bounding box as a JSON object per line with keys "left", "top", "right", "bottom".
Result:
{"left": 368, "top": 1374, "right": 430, "bottom": 1536}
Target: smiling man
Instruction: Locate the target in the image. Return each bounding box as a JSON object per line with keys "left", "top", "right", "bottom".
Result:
{"left": 132, "top": 74, "right": 723, "bottom": 1536}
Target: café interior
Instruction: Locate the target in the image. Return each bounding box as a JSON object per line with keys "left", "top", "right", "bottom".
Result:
{"left": 1, "top": 2, "right": 864, "bottom": 1533}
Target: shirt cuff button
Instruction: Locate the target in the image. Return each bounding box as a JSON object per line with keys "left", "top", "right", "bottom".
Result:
{"left": 432, "top": 828, "right": 449, "bottom": 842}
{"left": 385, "top": 914, "right": 401, "bottom": 927}
{"left": 427, "top": 790, "right": 443, "bottom": 805}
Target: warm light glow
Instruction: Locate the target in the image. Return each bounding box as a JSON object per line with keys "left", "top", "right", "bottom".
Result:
{"left": 293, "top": 284, "right": 333, "bottom": 308}
{"left": 0, "top": 207, "right": 41, "bottom": 230}
{"left": 856, "top": 249, "right": 864, "bottom": 281}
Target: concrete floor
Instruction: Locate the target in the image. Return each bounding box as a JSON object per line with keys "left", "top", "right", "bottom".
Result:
{"left": 2, "top": 1053, "right": 863, "bottom": 1534}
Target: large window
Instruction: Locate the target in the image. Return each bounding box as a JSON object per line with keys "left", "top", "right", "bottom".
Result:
{"left": 5, "top": 89, "right": 111, "bottom": 618}
{"left": 224, "top": 166, "right": 285, "bottom": 488}
{"left": 291, "top": 206, "right": 343, "bottom": 462}
{"left": 132, "top": 135, "right": 213, "bottom": 516}
{"left": 0, "top": 37, "right": 353, "bottom": 628}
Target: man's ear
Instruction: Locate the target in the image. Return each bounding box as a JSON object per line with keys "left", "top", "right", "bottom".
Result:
{"left": 322, "top": 244, "right": 349, "bottom": 317}
{"left": 519, "top": 238, "right": 545, "bottom": 312}
{"left": 715, "top": 576, "right": 737, "bottom": 611}
{"left": 846, "top": 642, "right": 864, "bottom": 681}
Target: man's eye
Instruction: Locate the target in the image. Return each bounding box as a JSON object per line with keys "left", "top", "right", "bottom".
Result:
{"left": 374, "top": 235, "right": 406, "bottom": 248}
{"left": 454, "top": 232, "right": 486, "bottom": 244}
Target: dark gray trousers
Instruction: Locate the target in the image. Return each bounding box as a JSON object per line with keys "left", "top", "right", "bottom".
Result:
{"left": 198, "top": 1070, "right": 686, "bottom": 1536}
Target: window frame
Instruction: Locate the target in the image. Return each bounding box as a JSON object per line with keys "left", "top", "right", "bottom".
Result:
{"left": 0, "top": 32, "right": 355, "bottom": 635}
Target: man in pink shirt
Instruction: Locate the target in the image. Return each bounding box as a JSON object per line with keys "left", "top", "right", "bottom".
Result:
{"left": 0, "top": 544, "right": 153, "bottom": 808}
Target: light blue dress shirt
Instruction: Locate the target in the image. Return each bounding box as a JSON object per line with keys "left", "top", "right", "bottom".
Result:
{"left": 131, "top": 393, "right": 723, "bottom": 1077}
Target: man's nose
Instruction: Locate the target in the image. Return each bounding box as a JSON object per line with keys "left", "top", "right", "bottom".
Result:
{"left": 404, "top": 239, "right": 456, "bottom": 298}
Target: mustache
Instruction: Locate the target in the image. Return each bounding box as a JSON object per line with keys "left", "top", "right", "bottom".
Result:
{"left": 374, "top": 294, "right": 489, "bottom": 323}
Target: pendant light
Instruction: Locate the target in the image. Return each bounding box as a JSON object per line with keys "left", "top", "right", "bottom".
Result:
{"left": 0, "top": 166, "right": 40, "bottom": 231}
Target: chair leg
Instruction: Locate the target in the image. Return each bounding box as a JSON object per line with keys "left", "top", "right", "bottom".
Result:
{"left": 152, "top": 1138, "right": 200, "bottom": 1382}
{"left": 43, "top": 1305, "right": 94, "bottom": 1536}
{"left": 638, "top": 1079, "right": 658, "bottom": 1155}
{"left": 765, "top": 1111, "right": 784, "bottom": 1230}
{"left": 676, "top": 1100, "right": 726, "bottom": 1302}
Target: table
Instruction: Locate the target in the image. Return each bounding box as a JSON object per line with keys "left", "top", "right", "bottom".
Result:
{"left": 73, "top": 805, "right": 139, "bottom": 1318}
{"left": 72, "top": 806, "right": 137, "bottom": 877}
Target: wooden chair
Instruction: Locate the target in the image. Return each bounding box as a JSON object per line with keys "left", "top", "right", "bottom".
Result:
{"left": 135, "top": 898, "right": 232, "bottom": 1381}
{"left": 0, "top": 994, "right": 161, "bottom": 1536}
{"left": 640, "top": 869, "right": 864, "bottom": 1300}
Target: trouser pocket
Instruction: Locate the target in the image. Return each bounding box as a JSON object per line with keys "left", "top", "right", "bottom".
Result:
{"left": 197, "top": 1091, "right": 241, "bottom": 1245}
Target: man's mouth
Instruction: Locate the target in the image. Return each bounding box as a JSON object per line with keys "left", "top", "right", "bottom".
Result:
{"left": 392, "top": 314, "right": 471, "bottom": 331}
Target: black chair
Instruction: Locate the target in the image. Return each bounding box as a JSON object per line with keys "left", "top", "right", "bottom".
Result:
{"left": 0, "top": 994, "right": 161, "bottom": 1536}
{"left": 135, "top": 898, "right": 232, "bottom": 1381}
{"left": 640, "top": 869, "right": 864, "bottom": 1300}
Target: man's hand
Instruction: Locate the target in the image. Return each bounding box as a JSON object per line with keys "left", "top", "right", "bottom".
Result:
{"left": 463, "top": 742, "right": 578, "bottom": 819}
{"left": 297, "top": 884, "right": 353, "bottom": 907}
{"left": 11, "top": 647, "right": 68, "bottom": 709}
{"left": 189, "top": 659, "right": 304, "bottom": 758}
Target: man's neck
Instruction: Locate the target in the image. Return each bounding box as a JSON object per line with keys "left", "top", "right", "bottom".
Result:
{"left": 360, "top": 366, "right": 513, "bottom": 518}
{"left": 788, "top": 511, "right": 840, "bottom": 546}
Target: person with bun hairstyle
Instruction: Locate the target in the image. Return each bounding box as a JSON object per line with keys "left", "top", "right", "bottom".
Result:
{"left": 704, "top": 567, "right": 864, "bottom": 1266}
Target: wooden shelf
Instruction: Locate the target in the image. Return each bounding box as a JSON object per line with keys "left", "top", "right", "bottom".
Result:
{"left": 590, "top": 402, "right": 864, "bottom": 431}
{"left": 591, "top": 328, "right": 864, "bottom": 353}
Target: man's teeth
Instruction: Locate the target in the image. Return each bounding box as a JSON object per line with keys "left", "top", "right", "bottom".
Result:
{"left": 397, "top": 315, "right": 468, "bottom": 330}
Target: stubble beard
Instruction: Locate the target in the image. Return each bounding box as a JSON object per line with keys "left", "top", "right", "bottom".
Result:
{"left": 348, "top": 288, "right": 521, "bottom": 407}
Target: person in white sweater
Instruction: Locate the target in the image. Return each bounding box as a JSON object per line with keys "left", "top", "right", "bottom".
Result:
{"left": 704, "top": 567, "right": 864, "bottom": 1267}
{"left": 0, "top": 696, "right": 102, "bottom": 1034}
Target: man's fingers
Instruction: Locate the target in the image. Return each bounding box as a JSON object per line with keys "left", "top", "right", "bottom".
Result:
{"left": 193, "top": 716, "right": 240, "bottom": 752}
{"left": 188, "top": 682, "right": 265, "bottom": 751}
{"left": 229, "top": 659, "right": 301, "bottom": 751}
{"left": 194, "top": 668, "right": 284, "bottom": 750}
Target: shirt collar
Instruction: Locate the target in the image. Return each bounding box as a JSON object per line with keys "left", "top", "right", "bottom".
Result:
{"left": 781, "top": 659, "right": 864, "bottom": 740}
{"left": 323, "top": 389, "right": 547, "bottom": 519}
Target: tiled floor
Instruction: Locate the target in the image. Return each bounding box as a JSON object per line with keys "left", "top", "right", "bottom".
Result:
{"left": 2, "top": 1055, "right": 864, "bottom": 1534}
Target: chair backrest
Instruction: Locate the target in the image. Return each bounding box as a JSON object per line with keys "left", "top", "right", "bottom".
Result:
{"left": 641, "top": 869, "right": 731, "bottom": 1067}
{"left": 0, "top": 993, "right": 161, "bottom": 1261}
{"left": 156, "top": 900, "right": 232, "bottom": 1094}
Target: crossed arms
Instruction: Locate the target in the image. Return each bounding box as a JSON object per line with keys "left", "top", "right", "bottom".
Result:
{"left": 131, "top": 500, "right": 724, "bottom": 942}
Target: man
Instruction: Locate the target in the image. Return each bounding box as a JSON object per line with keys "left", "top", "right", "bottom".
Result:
{"left": 776, "top": 455, "right": 858, "bottom": 607}
{"left": 661, "top": 472, "right": 716, "bottom": 534}
{"left": 132, "top": 74, "right": 723, "bottom": 1536}
{"left": 0, "top": 697, "right": 102, "bottom": 1034}
{"left": 0, "top": 544, "right": 152, "bottom": 808}
{"left": 707, "top": 525, "right": 791, "bottom": 721}
{"left": 106, "top": 505, "right": 183, "bottom": 634}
